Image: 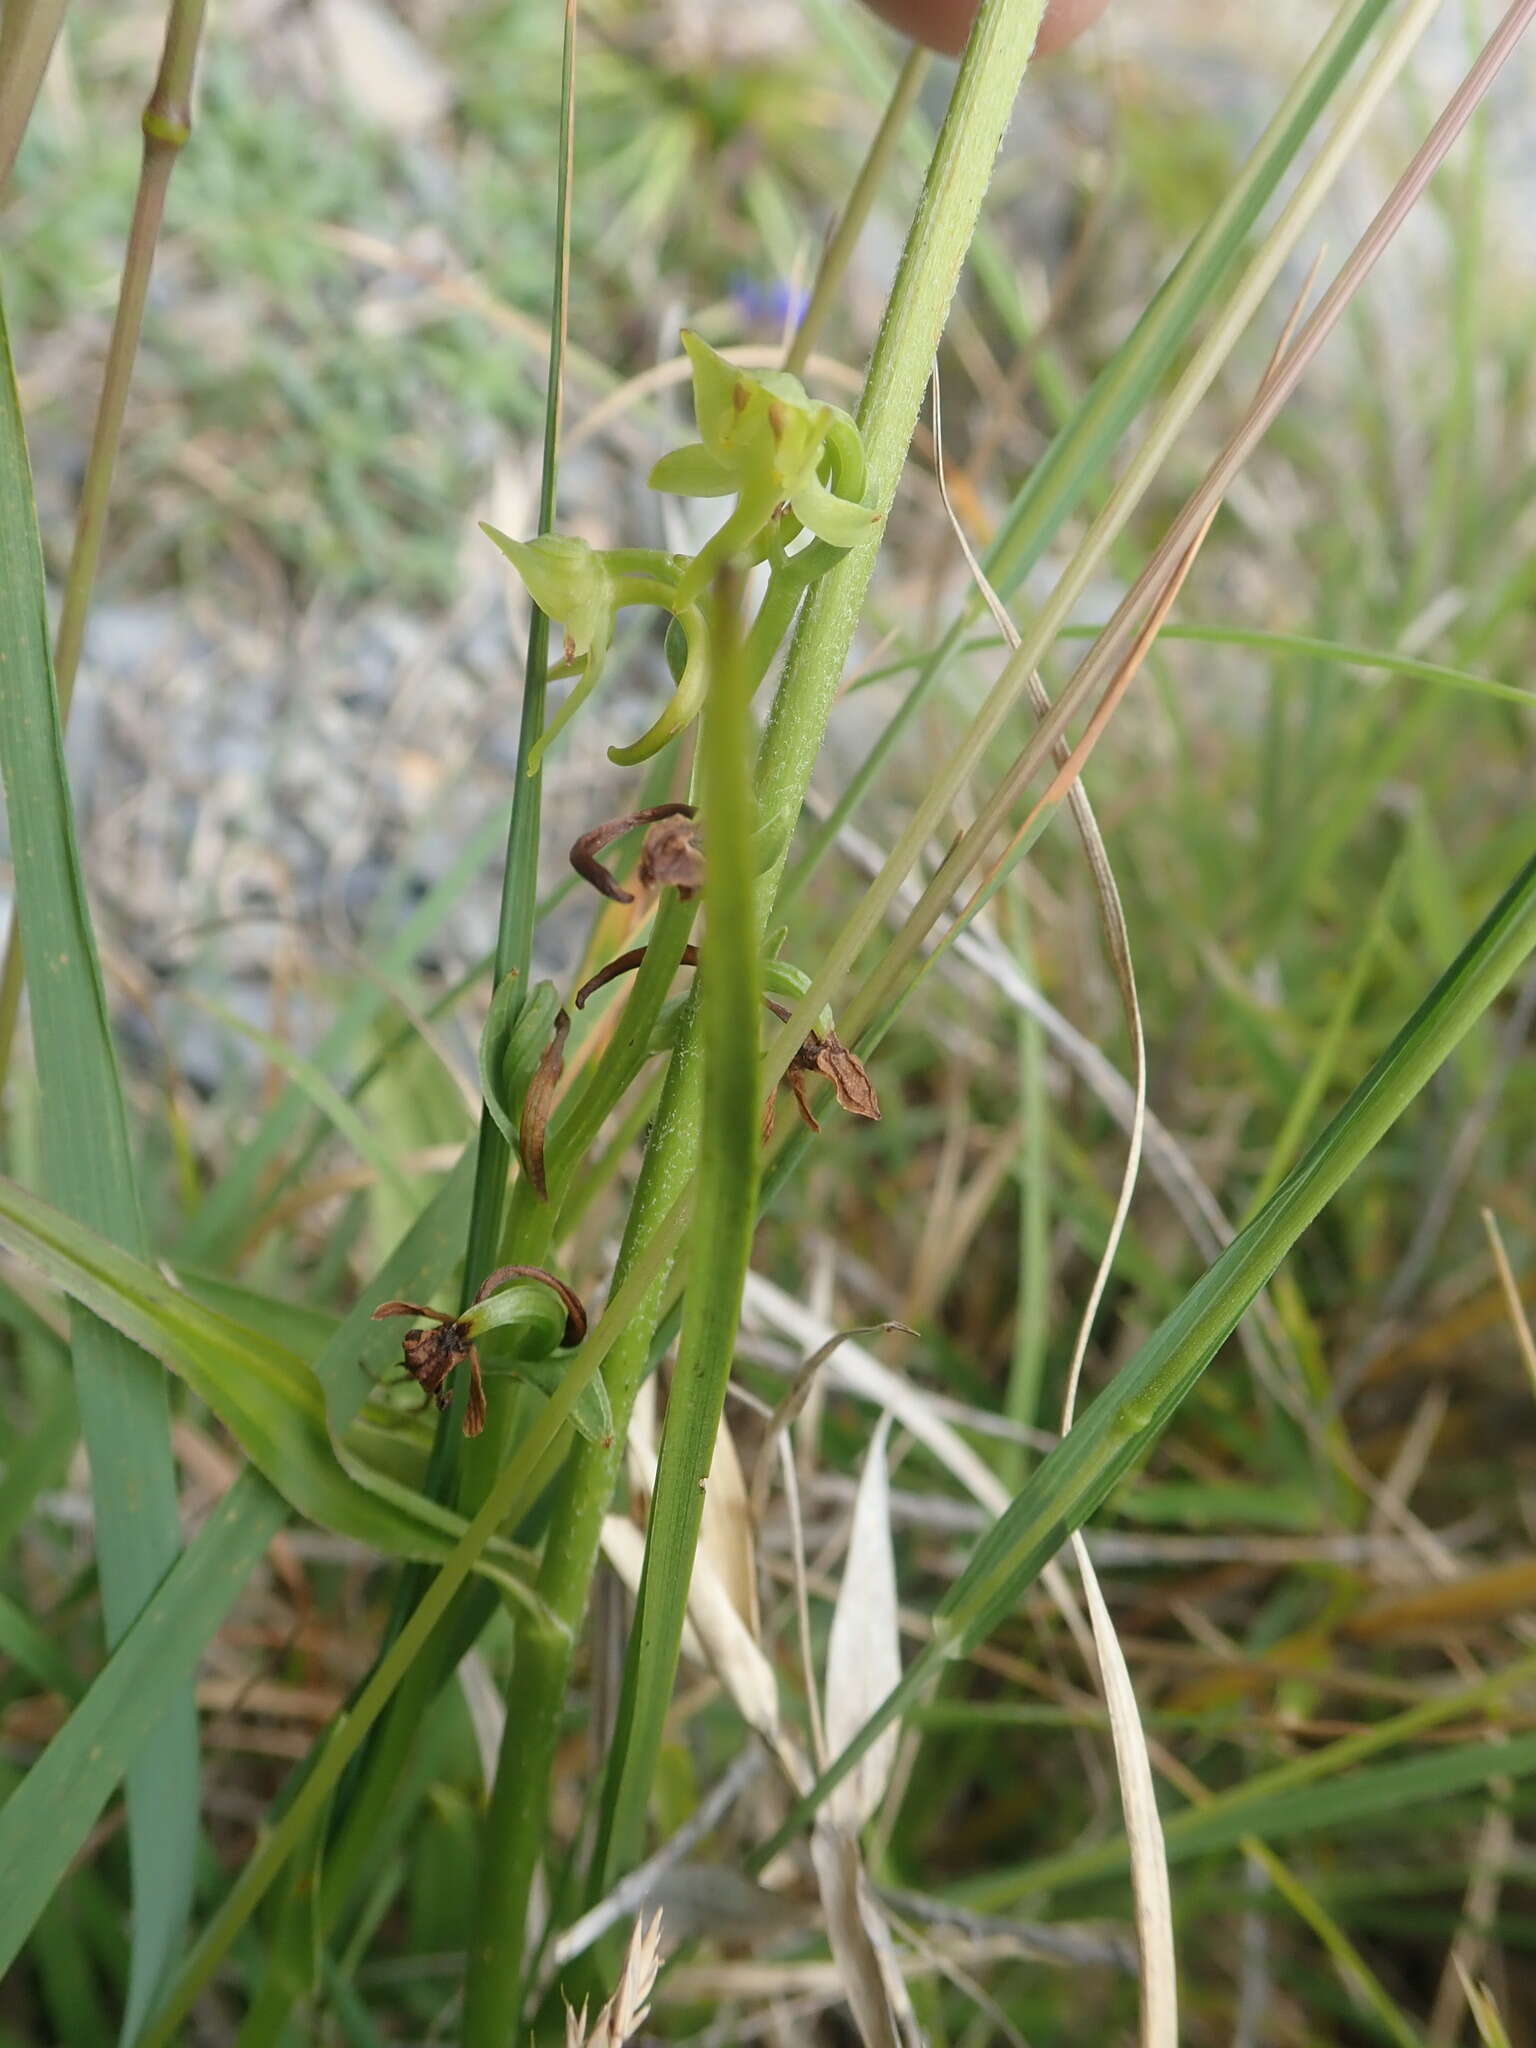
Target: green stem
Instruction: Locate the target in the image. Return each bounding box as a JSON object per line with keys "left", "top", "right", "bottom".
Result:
{"left": 0, "top": 0, "right": 210, "bottom": 1092}
{"left": 459, "top": 1016, "right": 703, "bottom": 2043}
{"left": 587, "top": 580, "right": 761, "bottom": 1894}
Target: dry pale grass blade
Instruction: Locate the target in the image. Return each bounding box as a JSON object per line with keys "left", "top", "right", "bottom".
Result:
{"left": 1482, "top": 1208, "right": 1536, "bottom": 1398}
{"left": 1073, "top": 1539, "right": 1177, "bottom": 2048}
{"left": 809, "top": 1822, "right": 911, "bottom": 2048}
{"left": 744, "top": 1275, "right": 1008, "bottom": 1518}
{"left": 824, "top": 1417, "right": 901, "bottom": 1833}
{"left": 1429, "top": 1797, "right": 1514, "bottom": 2045}
{"left": 701, "top": 1409, "right": 761, "bottom": 1638}
{"left": 601, "top": 1514, "right": 783, "bottom": 1752}
{"left": 780, "top": 1431, "right": 829, "bottom": 1771}
{"left": 565, "top": 1910, "right": 664, "bottom": 2048}
{"left": 935, "top": 362, "right": 1174, "bottom": 2046}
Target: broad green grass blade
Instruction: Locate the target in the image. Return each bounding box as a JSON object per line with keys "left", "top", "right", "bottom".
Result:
{"left": 0, "top": 1167, "right": 537, "bottom": 1582}
{"left": 756, "top": 846, "right": 1536, "bottom": 1863}
{"left": 0, "top": 278, "right": 198, "bottom": 2035}
{"left": 0, "top": 1151, "right": 474, "bottom": 1984}
{"left": 589, "top": 583, "right": 762, "bottom": 1895}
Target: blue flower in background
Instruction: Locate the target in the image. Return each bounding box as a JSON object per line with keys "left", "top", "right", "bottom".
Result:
{"left": 730, "top": 272, "right": 811, "bottom": 330}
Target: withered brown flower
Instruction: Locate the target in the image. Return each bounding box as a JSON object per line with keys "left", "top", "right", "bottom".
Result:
{"left": 762, "top": 1000, "right": 881, "bottom": 1139}
{"left": 569, "top": 804, "right": 700, "bottom": 905}
{"left": 371, "top": 1264, "right": 587, "bottom": 1438}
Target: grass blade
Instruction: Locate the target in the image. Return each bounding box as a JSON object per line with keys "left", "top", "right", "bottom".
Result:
{"left": 0, "top": 276, "right": 198, "bottom": 2036}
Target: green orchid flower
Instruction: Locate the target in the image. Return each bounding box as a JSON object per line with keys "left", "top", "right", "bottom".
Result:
{"left": 482, "top": 525, "right": 713, "bottom": 772}
{"left": 651, "top": 330, "right": 876, "bottom": 605}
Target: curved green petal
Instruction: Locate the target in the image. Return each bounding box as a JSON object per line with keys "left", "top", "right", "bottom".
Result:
{"left": 648, "top": 442, "right": 737, "bottom": 498}
{"left": 788, "top": 475, "right": 879, "bottom": 549}
{"left": 608, "top": 605, "right": 710, "bottom": 765}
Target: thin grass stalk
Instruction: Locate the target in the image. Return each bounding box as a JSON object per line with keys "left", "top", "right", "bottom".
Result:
{"left": 0, "top": 286, "right": 198, "bottom": 2040}
{"left": 759, "top": 0, "right": 1513, "bottom": 1093}
{"left": 0, "top": 0, "right": 209, "bottom": 1093}
{"left": 453, "top": 0, "right": 577, "bottom": 1385}
{"left": 752, "top": 847, "right": 1536, "bottom": 1864}
{"left": 782, "top": 46, "right": 928, "bottom": 378}
{"left": 0, "top": 0, "right": 69, "bottom": 189}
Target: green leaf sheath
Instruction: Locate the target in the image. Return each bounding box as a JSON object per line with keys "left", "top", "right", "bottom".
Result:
{"left": 756, "top": 847, "right": 1536, "bottom": 1865}
{"left": 0, "top": 278, "right": 198, "bottom": 2035}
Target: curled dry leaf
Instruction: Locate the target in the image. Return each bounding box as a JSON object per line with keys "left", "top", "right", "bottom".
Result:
{"left": 576, "top": 942, "right": 701, "bottom": 1011}
{"left": 570, "top": 803, "right": 699, "bottom": 904}
{"left": 824, "top": 1415, "right": 901, "bottom": 1833}
{"left": 811, "top": 1030, "right": 881, "bottom": 1121}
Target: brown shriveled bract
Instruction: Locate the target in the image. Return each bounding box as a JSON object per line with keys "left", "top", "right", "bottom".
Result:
{"left": 762, "top": 998, "right": 881, "bottom": 1139}
{"left": 575, "top": 942, "right": 700, "bottom": 1010}
{"left": 569, "top": 804, "right": 700, "bottom": 904}
{"left": 371, "top": 1264, "right": 587, "bottom": 1437}
{"left": 518, "top": 1007, "right": 570, "bottom": 1201}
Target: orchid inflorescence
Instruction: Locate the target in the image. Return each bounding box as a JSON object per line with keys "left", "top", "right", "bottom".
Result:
{"left": 482, "top": 330, "right": 877, "bottom": 772}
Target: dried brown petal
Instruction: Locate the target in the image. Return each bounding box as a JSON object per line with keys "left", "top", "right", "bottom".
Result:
{"left": 575, "top": 942, "right": 700, "bottom": 1011}
{"left": 370, "top": 1298, "right": 451, "bottom": 1324}
{"left": 636, "top": 812, "right": 705, "bottom": 898}
{"left": 809, "top": 1031, "right": 881, "bottom": 1122}
{"left": 569, "top": 804, "right": 699, "bottom": 904}
{"left": 518, "top": 1007, "right": 570, "bottom": 1201}
{"left": 786, "top": 1064, "right": 821, "bottom": 1132}
{"left": 463, "top": 1350, "right": 488, "bottom": 1438}
{"left": 473, "top": 1263, "right": 589, "bottom": 1348}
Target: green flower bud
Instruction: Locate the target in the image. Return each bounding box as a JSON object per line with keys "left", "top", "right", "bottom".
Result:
{"left": 480, "top": 526, "right": 615, "bottom": 680}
